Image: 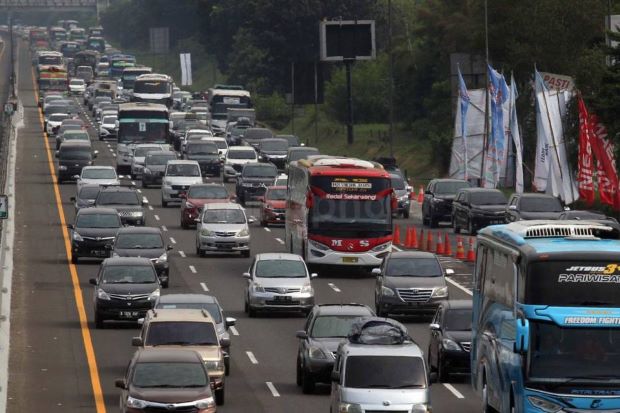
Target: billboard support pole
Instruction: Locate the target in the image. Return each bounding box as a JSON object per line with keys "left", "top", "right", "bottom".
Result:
{"left": 291, "top": 61, "right": 295, "bottom": 135}
{"left": 314, "top": 61, "right": 319, "bottom": 145}
{"left": 345, "top": 60, "right": 354, "bottom": 145}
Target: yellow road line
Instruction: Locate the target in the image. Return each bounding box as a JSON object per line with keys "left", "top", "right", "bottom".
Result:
{"left": 31, "top": 66, "right": 107, "bottom": 413}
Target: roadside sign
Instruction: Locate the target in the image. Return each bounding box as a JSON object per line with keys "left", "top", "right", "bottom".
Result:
{"left": 0, "top": 195, "right": 7, "bottom": 219}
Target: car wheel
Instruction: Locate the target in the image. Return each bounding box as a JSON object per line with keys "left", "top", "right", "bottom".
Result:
{"left": 453, "top": 217, "right": 460, "bottom": 234}
{"left": 481, "top": 379, "right": 494, "bottom": 413}
{"left": 244, "top": 298, "right": 249, "bottom": 314}
{"left": 437, "top": 352, "right": 449, "bottom": 383}
{"left": 161, "top": 198, "right": 168, "bottom": 208}
{"left": 71, "top": 254, "right": 78, "bottom": 264}
{"left": 215, "top": 387, "right": 225, "bottom": 405}
{"left": 241, "top": 250, "right": 250, "bottom": 258}
{"left": 224, "top": 357, "right": 230, "bottom": 376}
{"left": 94, "top": 311, "right": 104, "bottom": 329}
{"left": 296, "top": 358, "right": 303, "bottom": 386}
{"left": 248, "top": 306, "right": 257, "bottom": 318}
{"left": 301, "top": 369, "right": 316, "bottom": 394}
{"left": 376, "top": 306, "right": 387, "bottom": 318}
{"left": 468, "top": 218, "right": 476, "bottom": 235}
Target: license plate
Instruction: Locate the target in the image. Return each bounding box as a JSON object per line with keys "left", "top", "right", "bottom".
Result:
{"left": 119, "top": 311, "right": 139, "bottom": 318}
{"left": 275, "top": 296, "right": 292, "bottom": 302}
{"left": 342, "top": 257, "right": 358, "bottom": 263}
{"left": 92, "top": 250, "right": 108, "bottom": 257}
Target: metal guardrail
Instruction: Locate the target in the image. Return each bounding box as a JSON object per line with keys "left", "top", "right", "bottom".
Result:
{"left": 0, "top": 0, "right": 96, "bottom": 7}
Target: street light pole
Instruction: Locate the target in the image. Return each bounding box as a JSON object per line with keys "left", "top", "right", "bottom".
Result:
{"left": 388, "top": 0, "right": 394, "bottom": 157}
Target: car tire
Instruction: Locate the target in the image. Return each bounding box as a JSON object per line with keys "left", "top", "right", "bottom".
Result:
{"left": 248, "top": 303, "right": 257, "bottom": 318}
{"left": 468, "top": 218, "right": 476, "bottom": 235}
{"left": 376, "top": 306, "right": 387, "bottom": 318}
{"left": 403, "top": 209, "right": 410, "bottom": 219}
{"left": 301, "top": 370, "right": 315, "bottom": 394}
{"left": 94, "top": 312, "right": 104, "bottom": 329}
{"left": 453, "top": 218, "right": 460, "bottom": 234}
{"left": 57, "top": 178, "right": 63, "bottom": 185}
{"left": 161, "top": 198, "right": 168, "bottom": 208}
{"left": 130, "top": 173, "right": 136, "bottom": 180}
{"left": 429, "top": 214, "right": 438, "bottom": 228}
{"left": 225, "top": 357, "right": 230, "bottom": 376}
{"left": 437, "top": 353, "right": 449, "bottom": 383}
{"left": 296, "top": 358, "right": 303, "bottom": 386}
{"left": 196, "top": 244, "right": 203, "bottom": 257}
{"left": 215, "top": 387, "right": 225, "bottom": 405}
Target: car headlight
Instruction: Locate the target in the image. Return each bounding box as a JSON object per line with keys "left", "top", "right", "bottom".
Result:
{"left": 253, "top": 283, "right": 265, "bottom": 293}
{"left": 200, "top": 228, "right": 213, "bottom": 236}
{"left": 308, "top": 239, "right": 329, "bottom": 251}
{"left": 97, "top": 288, "right": 111, "bottom": 300}
{"left": 372, "top": 242, "right": 391, "bottom": 252}
{"left": 72, "top": 231, "right": 84, "bottom": 241}
{"left": 205, "top": 359, "right": 225, "bottom": 372}
{"left": 58, "top": 165, "right": 68, "bottom": 171}
{"left": 411, "top": 404, "right": 432, "bottom": 413}
{"left": 185, "top": 201, "right": 196, "bottom": 209}
{"left": 308, "top": 346, "right": 327, "bottom": 359}
{"left": 527, "top": 396, "right": 563, "bottom": 413}
{"left": 195, "top": 397, "right": 216, "bottom": 409}
{"left": 155, "top": 252, "right": 167, "bottom": 263}
{"left": 432, "top": 286, "right": 448, "bottom": 298}
{"left": 238, "top": 227, "right": 249, "bottom": 237}
{"left": 126, "top": 396, "right": 147, "bottom": 409}
{"left": 339, "top": 403, "right": 362, "bottom": 413}
{"left": 143, "top": 168, "right": 151, "bottom": 174}
{"left": 301, "top": 283, "right": 313, "bottom": 294}
{"left": 399, "top": 194, "right": 409, "bottom": 202}
{"left": 130, "top": 211, "right": 143, "bottom": 217}
{"left": 148, "top": 289, "right": 160, "bottom": 301}
{"left": 381, "top": 286, "right": 395, "bottom": 297}
{"left": 442, "top": 338, "right": 461, "bottom": 351}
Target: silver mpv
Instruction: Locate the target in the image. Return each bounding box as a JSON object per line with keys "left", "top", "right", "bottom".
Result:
{"left": 195, "top": 203, "right": 252, "bottom": 257}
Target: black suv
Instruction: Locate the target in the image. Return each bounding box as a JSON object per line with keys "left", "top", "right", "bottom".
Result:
{"left": 183, "top": 141, "right": 221, "bottom": 177}
{"left": 56, "top": 141, "right": 97, "bottom": 184}
{"left": 69, "top": 207, "right": 121, "bottom": 263}
{"left": 89, "top": 257, "right": 160, "bottom": 328}
{"left": 94, "top": 186, "right": 148, "bottom": 226}
{"left": 505, "top": 193, "right": 565, "bottom": 222}
{"left": 235, "top": 163, "right": 278, "bottom": 204}
{"left": 452, "top": 188, "right": 507, "bottom": 234}
{"left": 295, "top": 303, "right": 375, "bottom": 393}
{"left": 428, "top": 300, "right": 473, "bottom": 382}
{"left": 242, "top": 127, "right": 273, "bottom": 149}
{"left": 257, "top": 138, "right": 289, "bottom": 170}
{"left": 422, "top": 179, "right": 470, "bottom": 227}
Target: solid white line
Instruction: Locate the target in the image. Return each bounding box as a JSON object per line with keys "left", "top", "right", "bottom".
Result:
{"left": 246, "top": 351, "right": 258, "bottom": 364}
{"left": 178, "top": 251, "right": 186, "bottom": 258}
{"left": 264, "top": 227, "right": 271, "bottom": 232}
{"left": 169, "top": 237, "right": 177, "bottom": 244}
{"left": 229, "top": 326, "right": 239, "bottom": 336}
{"left": 443, "top": 383, "right": 465, "bottom": 399}
{"left": 275, "top": 238, "right": 284, "bottom": 244}
{"left": 446, "top": 277, "right": 473, "bottom": 296}
{"left": 189, "top": 265, "right": 197, "bottom": 273}
{"left": 328, "top": 282, "right": 341, "bottom": 293}
{"left": 200, "top": 282, "right": 209, "bottom": 291}
{"left": 148, "top": 205, "right": 154, "bottom": 211}
{"left": 161, "top": 225, "right": 168, "bottom": 232}
{"left": 154, "top": 214, "right": 160, "bottom": 221}
{"left": 266, "top": 382, "right": 280, "bottom": 397}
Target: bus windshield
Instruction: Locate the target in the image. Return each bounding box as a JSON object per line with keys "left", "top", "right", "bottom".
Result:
{"left": 134, "top": 81, "right": 170, "bottom": 94}
{"left": 118, "top": 122, "right": 168, "bottom": 144}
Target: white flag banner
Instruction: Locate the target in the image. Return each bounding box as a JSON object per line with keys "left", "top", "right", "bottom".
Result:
{"left": 509, "top": 75, "right": 524, "bottom": 193}
{"left": 179, "top": 53, "right": 192, "bottom": 86}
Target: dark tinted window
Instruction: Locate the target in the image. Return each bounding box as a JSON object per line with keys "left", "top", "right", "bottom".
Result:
{"left": 145, "top": 322, "right": 218, "bottom": 346}
{"left": 188, "top": 186, "right": 228, "bottom": 199}
{"left": 227, "top": 150, "right": 255, "bottom": 159}
{"left": 520, "top": 197, "right": 563, "bottom": 212}
{"left": 115, "top": 233, "right": 163, "bottom": 249}
{"left": 469, "top": 191, "right": 507, "bottom": 205}
{"left": 260, "top": 140, "right": 288, "bottom": 151}
{"left": 311, "top": 315, "right": 362, "bottom": 338}
{"left": 132, "top": 362, "right": 207, "bottom": 388}
{"left": 102, "top": 265, "right": 157, "bottom": 284}
{"left": 203, "top": 209, "right": 245, "bottom": 224}
{"left": 243, "top": 165, "right": 277, "bottom": 178}
{"left": 146, "top": 154, "right": 176, "bottom": 165}
{"left": 391, "top": 176, "right": 406, "bottom": 190}
{"left": 385, "top": 257, "right": 442, "bottom": 277}
{"left": 76, "top": 214, "right": 120, "bottom": 228}
{"left": 434, "top": 181, "right": 469, "bottom": 195}
{"left": 344, "top": 356, "right": 426, "bottom": 388}
{"left": 444, "top": 309, "right": 472, "bottom": 331}
{"left": 166, "top": 164, "right": 200, "bottom": 177}
{"left": 97, "top": 191, "right": 140, "bottom": 205}
{"left": 186, "top": 143, "right": 218, "bottom": 155}
{"left": 155, "top": 302, "right": 222, "bottom": 323}
{"left": 78, "top": 186, "right": 100, "bottom": 200}
{"left": 255, "top": 259, "right": 306, "bottom": 278}
{"left": 59, "top": 147, "right": 92, "bottom": 160}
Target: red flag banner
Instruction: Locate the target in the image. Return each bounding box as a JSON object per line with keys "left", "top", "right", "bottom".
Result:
{"left": 589, "top": 114, "right": 620, "bottom": 210}
{"left": 577, "top": 98, "right": 595, "bottom": 205}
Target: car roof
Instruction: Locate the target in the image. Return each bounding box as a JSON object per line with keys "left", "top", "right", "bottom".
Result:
{"left": 76, "top": 207, "right": 118, "bottom": 215}
{"left": 146, "top": 151, "right": 176, "bottom": 157}
{"left": 432, "top": 178, "right": 468, "bottom": 184}
{"left": 102, "top": 256, "right": 153, "bottom": 266}
{"left": 146, "top": 308, "right": 216, "bottom": 323}
{"left": 167, "top": 160, "right": 200, "bottom": 165}
{"left": 228, "top": 146, "right": 255, "bottom": 151}
{"left": 387, "top": 250, "right": 437, "bottom": 259}
{"left": 157, "top": 293, "right": 218, "bottom": 305}
{"left": 314, "top": 303, "right": 374, "bottom": 317}
{"left": 136, "top": 348, "right": 204, "bottom": 364}
{"left": 203, "top": 202, "right": 243, "bottom": 210}
{"left": 256, "top": 253, "right": 304, "bottom": 261}
{"left": 344, "top": 342, "right": 423, "bottom": 357}
{"left": 82, "top": 165, "right": 114, "bottom": 170}
{"left": 116, "top": 226, "right": 162, "bottom": 235}
{"left": 99, "top": 186, "right": 136, "bottom": 193}
{"left": 60, "top": 141, "right": 91, "bottom": 148}
{"left": 457, "top": 188, "right": 502, "bottom": 194}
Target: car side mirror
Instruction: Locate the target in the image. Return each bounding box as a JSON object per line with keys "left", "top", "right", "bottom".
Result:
{"left": 310, "top": 273, "right": 318, "bottom": 279}
{"left": 70, "top": 196, "right": 76, "bottom": 202}
{"left": 166, "top": 245, "right": 173, "bottom": 251}
{"left": 114, "top": 378, "right": 127, "bottom": 389}
{"left": 137, "top": 318, "right": 145, "bottom": 325}
{"left": 89, "top": 278, "right": 97, "bottom": 285}
{"left": 429, "top": 323, "right": 440, "bottom": 330}
{"left": 194, "top": 218, "right": 201, "bottom": 223}
{"left": 220, "top": 337, "right": 231, "bottom": 348}
{"left": 73, "top": 175, "right": 80, "bottom": 179}
{"left": 55, "top": 150, "right": 59, "bottom": 158}
{"left": 445, "top": 268, "right": 454, "bottom": 276}
{"left": 371, "top": 268, "right": 381, "bottom": 276}
{"left": 242, "top": 272, "right": 251, "bottom": 279}
{"left": 296, "top": 330, "right": 308, "bottom": 339}
{"left": 225, "top": 317, "right": 236, "bottom": 328}
{"left": 131, "top": 337, "right": 143, "bottom": 347}
{"left": 508, "top": 205, "right": 517, "bottom": 211}
{"left": 247, "top": 218, "right": 255, "bottom": 224}
{"left": 331, "top": 370, "right": 340, "bottom": 382}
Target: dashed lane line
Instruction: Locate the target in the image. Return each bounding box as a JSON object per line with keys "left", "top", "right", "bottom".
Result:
{"left": 189, "top": 265, "right": 197, "bottom": 274}
{"left": 246, "top": 351, "right": 258, "bottom": 364}
{"left": 328, "top": 282, "right": 341, "bottom": 293}
{"left": 148, "top": 205, "right": 154, "bottom": 211}
{"left": 443, "top": 383, "right": 465, "bottom": 399}
{"left": 446, "top": 277, "right": 473, "bottom": 296}
{"left": 200, "top": 282, "right": 209, "bottom": 291}
{"left": 266, "top": 382, "right": 280, "bottom": 397}
{"left": 229, "top": 326, "right": 239, "bottom": 336}
{"left": 275, "top": 238, "right": 284, "bottom": 244}
{"left": 178, "top": 251, "right": 186, "bottom": 258}
{"left": 264, "top": 227, "right": 271, "bottom": 232}
{"left": 161, "top": 225, "right": 168, "bottom": 232}
{"left": 169, "top": 237, "right": 177, "bottom": 244}
{"left": 154, "top": 215, "right": 160, "bottom": 221}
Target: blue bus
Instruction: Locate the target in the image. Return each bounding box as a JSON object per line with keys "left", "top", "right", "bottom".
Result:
{"left": 472, "top": 220, "right": 620, "bottom": 412}
{"left": 109, "top": 54, "right": 136, "bottom": 79}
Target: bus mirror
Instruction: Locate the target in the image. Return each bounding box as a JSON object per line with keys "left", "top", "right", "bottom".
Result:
{"left": 306, "top": 194, "right": 313, "bottom": 209}
{"left": 514, "top": 318, "right": 530, "bottom": 353}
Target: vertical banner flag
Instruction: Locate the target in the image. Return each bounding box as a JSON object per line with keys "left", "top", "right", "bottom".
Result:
{"left": 577, "top": 97, "right": 595, "bottom": 205}
{"left": 483, "top": 64, "right": 509, "bottom": 188}
{"left": 590, "top": 114, "right": 620, "bottom": 209}
{"left": 179, "top": 53, "right": 192, "bottom": 86}
{"left": 509, "top": 74, "right": 524, "bottom": 194}
{"left": 457, "top": 66, "right": 470, "bottom": 180}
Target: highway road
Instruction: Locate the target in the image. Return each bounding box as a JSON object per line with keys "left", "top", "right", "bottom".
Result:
{"left": 8, "top": 38, "right": 482, "bottom": 412}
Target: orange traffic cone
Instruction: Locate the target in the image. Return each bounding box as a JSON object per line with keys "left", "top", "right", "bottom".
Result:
{"left": 466, "top": 237, "right": 476, "bottom": 262}
{"left": 436, "top": 232, "right": 445, "bottom": 255}
{"left": 419, "top": 229, "right": 425, "bottom": 251}
{"left": 393, "top": 225, "right": 402, "bottom": 246}
{"left": 444, "top": 233, "right": 452, "bottom": 256}
{"left": 404, "top": 225, "right": 412, "bottom": 248}
{"left": 417, "top": 185, "right": 424, "bottom": 203}
{"left": 427, "top": 231, "right": 434, "bottom": 252}
{"left": 455, "top": 237, "right": 465, "bottom": 259}
{"left": 410, "top": 227, "right": 419, "bottom": 249}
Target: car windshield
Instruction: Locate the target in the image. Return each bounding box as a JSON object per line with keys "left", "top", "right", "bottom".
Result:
{"left": 206, "top": 140, "right": 227, "bottom": 149}
{"left": 102, "top": 116, "right": 117, "bottom": 124}
{"left": 115, "top": 233, "right": 163, "bottom": 249}
{"left": 145, "top": 322, "right": 218, "bottom": 346}
{"left": 243, "top": 165, "right": 277, "bottom": 178}
{"left": 63, "top": 132, "right": 89, "bottom": 141}
{"left": 266, "top": 189, "right": 287, "bottom": 200}
{"left": 255, "top": 259, "right": 306, "bottom": 278}
{"left": 228, "top": 150, "right": 255, "bottom": 160}
{"left": 391, "top": 176, "right": 406, "bottom": 190}
{"left": 82, "top": 168, "right": 116, "bottom": 179}
{"left": 434, "top": 181, "right": 470, "bottom": 195}
{"left": 188, "top": 186, "right": 228, "bottom": 199}
{"left": 76, "top": 214, "right": 119, "bottom": 228}
{"left": 49, "top": 113, "right": 69, "bottom": 121}
{"left": 260, "top": 140, "right": 288, "bottom": 151}
{"left": 166, "top": 164, "right": 200, "bottom": 177}
{"left": 147, "top": 154, "right": 176, "bottom": 165}
{"left": 78, "top": 186, "right": 100, "bottom": 200}
{"left": 344, "top": 356, "right": 426, "bottom": 389}
{"left": 444, "top": 309, "right": 472, "bottom": 331}
{"left": 203, "top": 209, "right": 245, "bottom": 224}
{"left": 97, "top": 192, "right": 140, "bottom": 205}
{"left": 289, "top": 149, "right": 319, "bottom": 161}
{"left": 70, "top": 79, "right": 84, "bottom": 86}
{"left": 470, "top": 192, "right": 507, "bottom": 205}
{"left": 155, "top": 302, "right": 222, "bottom": 323}
{"left": 187, "top": 143, "right": 218, "bottom": 155}
{"left": 102, "top": 265, "right": 157, "bottom": 284}
{"left": 132, "top": 362, "right": 208, "bottom": 388}
{"left": 134, "top": 147, "right": 161, "bottom": 157}
{"left": 520, "top": 197, "right": 563, "bottom": 212}
{"left": 385, "top": 257, "right": 442, "bottom": 277}
{"left": 311, "top": 315, "right": 364, "bottom": 338}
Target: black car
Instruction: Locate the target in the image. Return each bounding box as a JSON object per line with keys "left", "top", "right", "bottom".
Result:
{"left": 276, "top": 134, "right": 302, "bottom": 147}
{"left": 235, "top": 163, "right": 278, "bottom": 205}
{"left": 422, "top": 179, "right": 471, "bottom": 227}
{"left": 559, "top": 210, "right": 619, "bottom": 226}
{"left": 89, "top": 257, "right": 160, "bottom": 328}
{"left": 70, "top": 183, "right": 101, "bottom": 213}
{"left": 112, "top": 226, "right": 172, "bottom": 288}
{"left": 258, "top": 138, "right": 289, "bottom": 170}
{"left": 295, "top": 303, "right": 375, "bottom": 393}
{"left": 56, "top": 141, "right": 97, "bottom": 184}
{"left": 183, "top": 141, "right": 221, "bottom": 177}
{"left": 428, "top": 300, "right": 473, "bottom": 382}
{"left": 69, "top": 207, "right": 121, "bottom": 263}
{"left": 452, "top": 188, "right": 507, "bottom": 234}
{"left": 94, "top": 186, "right": 147, "bottom": 226}
{"left": 242, "top": 127, "right": 273, "bottom": 149}
{"left": 505, "top": 193, "right": 565, "bottom": 222}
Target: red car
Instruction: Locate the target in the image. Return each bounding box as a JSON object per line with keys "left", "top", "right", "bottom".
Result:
{"left": 259, "top": 186, "right": 287, "bottom": 227}
{"left": 180, "top": 184, "right": 235, "bottom": 228}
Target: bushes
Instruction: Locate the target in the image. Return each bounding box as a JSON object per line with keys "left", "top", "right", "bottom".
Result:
{"left": 254, "top": 93, "right": 290, "bottom": 130}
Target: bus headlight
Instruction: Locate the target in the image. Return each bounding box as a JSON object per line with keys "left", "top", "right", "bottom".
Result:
{"left": 309, "top": 239, "right": 329, "bottom": 251}
{"left": 339, "top": 403, "right": 362, "bottom": 413}
{"left": 527, "top": 396, "right": 563, "bottom": 413}
{"left": 432, "top": 286, "right": 448, "bottom": 298}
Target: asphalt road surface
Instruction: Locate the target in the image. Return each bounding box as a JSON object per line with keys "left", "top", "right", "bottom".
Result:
{"left": 8, "top": 39, "right": 482, "bottom": 412}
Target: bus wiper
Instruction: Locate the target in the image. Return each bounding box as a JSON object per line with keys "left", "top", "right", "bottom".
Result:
{"left": 569, "top": 301, "right": 613, "bottom": 306}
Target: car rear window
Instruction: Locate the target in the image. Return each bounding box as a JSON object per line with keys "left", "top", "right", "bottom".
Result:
{"left": 469, "top": 191, "right": 507, "bottom": 205}
{"left": 311, "top": 315, "right": 363, "bottom": 338}
{"left": 145, "top": 321, "right": 218, "bottom": 346}
{"left": 155, "top": 302, "right": 222, "bottom": 323}
{"left": 102, "top": 265, "right": 157, "bottom": 284}
{"left": 344, "top": 355, "right": 426, "bottom": 389}
{"left": 520, "top": 197, "right": 563, "bottom": 212}
{"left": 444, "top": 309, "right": 473, "bottom": 331}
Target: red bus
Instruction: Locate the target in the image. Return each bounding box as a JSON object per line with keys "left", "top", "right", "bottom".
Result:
{"left": 285, "top": 156, "right": 394, "bottom": 269}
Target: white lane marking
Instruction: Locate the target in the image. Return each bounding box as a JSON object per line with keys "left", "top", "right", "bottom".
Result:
{"left": 328, "top": 282, "right": 341, "bottom": 293}
{"left": 137, "top": 189, "right": 142, "bottom": 193}
{"left": 229, "top": 326, "right": 239, "bottom": 336}
{"left": 169, "top": 237, "right": 177, "bottom": 244}
{"left": 131, "top": 181, "right": 136, "bottom": 186}
{"left": 154, "top": 215, "right": 160, "bottom": 221}
{"left": 446, "top": 277, "right": 473, "bottom": 296}
{"left": 178, "top": 251, "right": 186, "bottom": 258}
{"left": 249, "top": 216, "right": 256, "bottom": 220}
{"left": 112, "top": 154, "right": 116, "bottom": 157}
{"left": 108, "top": 148, "right": 113, "bottom": 152}
{"left": 266, "top": 382, "right": 280, "bottom": 397}
{"left": 443, "top": 383, "right": 465, "bottom": 399}
{"left": 200, "top": 282, "right": 209, "bottom": 291}
{"left": 161, "top": 225, "right": 168, "bottom": 232}
{"left": 246, "top": 351, "right": 258, "bottom": 364}
{"left": 275, "top": 237, "right": 284, "bottom": 244}
{"left": 264, "top": 227, "right": 271, "bottom": 232}
{"left": 189, "top": 265, "right": 197, "bottom": 273}
{"left": 148, "top": 205, "right": 154, "bottom": 211}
